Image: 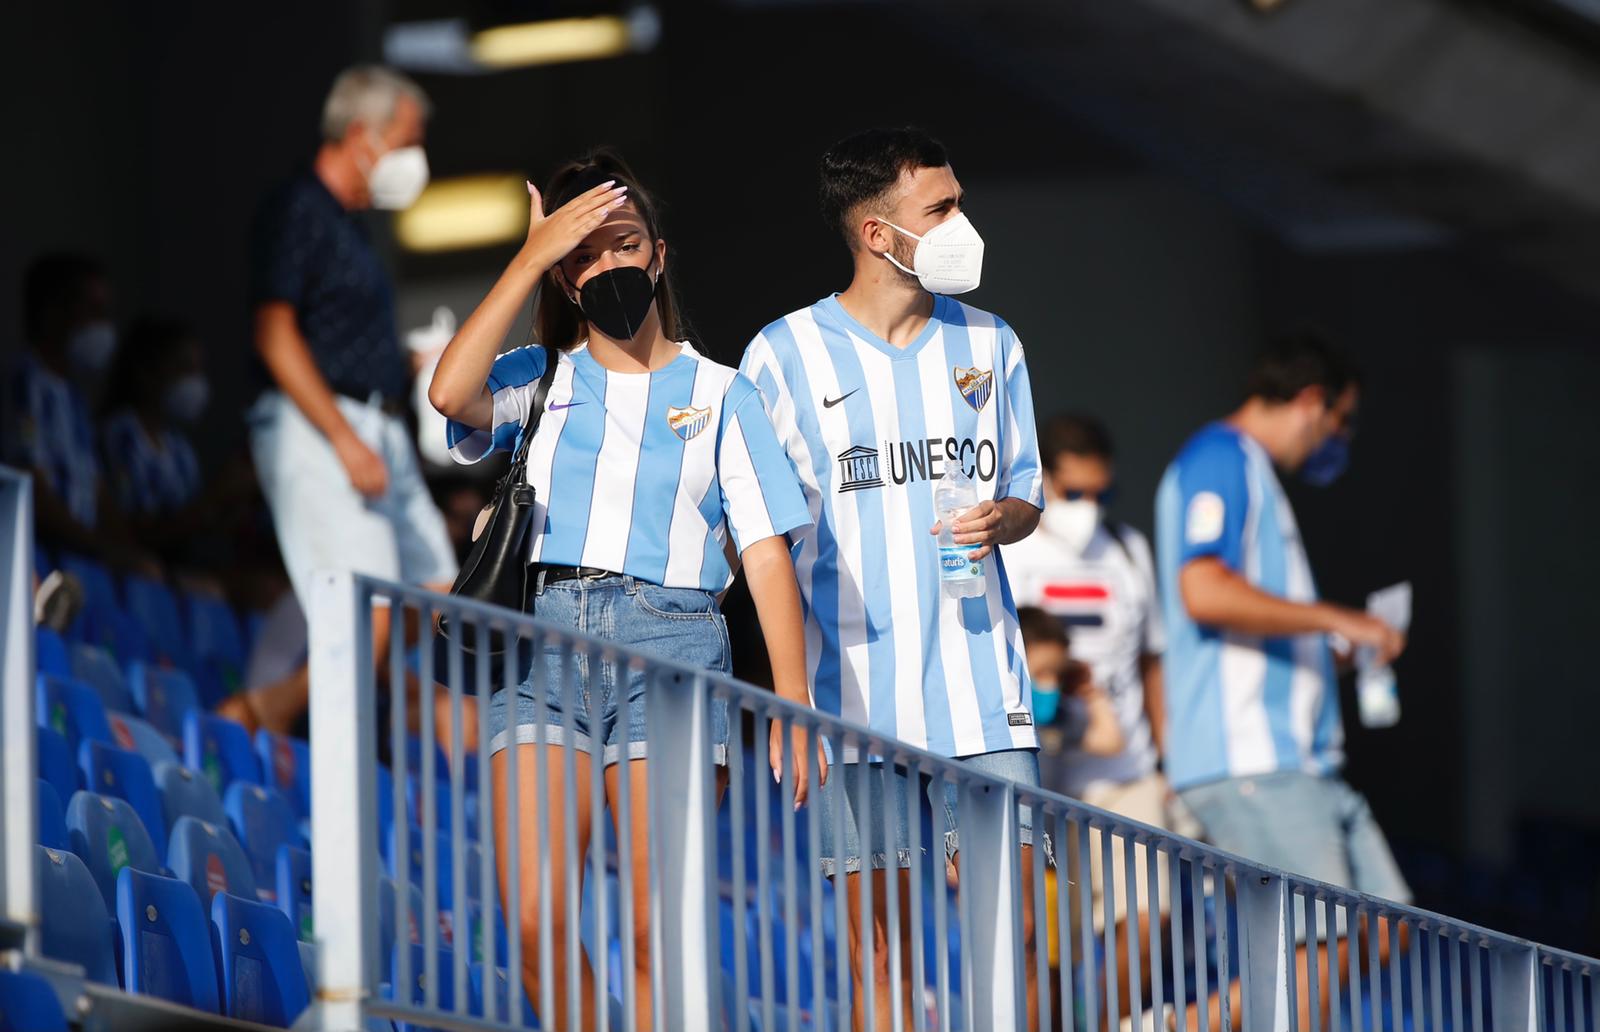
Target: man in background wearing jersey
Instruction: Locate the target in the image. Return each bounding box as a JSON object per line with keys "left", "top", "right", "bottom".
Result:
{"left": 1156, "top": 331, "right": 1408, "bottom": 1029}
{"left": 742, "top": 127, "right": 1045, "bottom": 1030}
{"left": 1007, "top": 412, "right": 1176, "bottom": 1013}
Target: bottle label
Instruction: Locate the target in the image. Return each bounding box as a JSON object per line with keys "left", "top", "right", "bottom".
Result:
{"left": 939, "top": 545, "right": 983, "bottom": 581}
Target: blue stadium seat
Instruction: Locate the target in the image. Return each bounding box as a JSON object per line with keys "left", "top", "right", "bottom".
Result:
{"left": 0, "top": 968, "right": 69, "bottom": 1032}
{"left": 385, "top": 825, "right": 483, "bottom": 912}
{"left": 387, "top": 944, "right": 457, "bottom": 1011}
{"left": 115, "top": 867, "right": 219, "bottom": 1013}
{"left": 167, "top": 815, "right": 257, "bottom": 910}
{"left": 276, "top": 845, "right": 314, "bottom": 942}
{"left": 35, "top": 845, "right": 118, "bottom": 985}
{"left": 402, "top": 736, "right": 482, "bottom": 794}
{"left": 58, "top": 552, "right": 118, "bottom": 608}
{"left": 125, "top": 661, "right": 199, "bottom": 743}
{"left": 467, "top": 964, "right": 537, "bottom": 1025}
{"left": 36, "top": 673, "right": 112, "bottom": 758}
{"left": 183, "top": 710, "right": 260, "bottom": 795}
{"left": 256, "top": 730, "right": 312, "bottom": 820}
{"left": 155, "top": 762, "right": 227, "bottom": 857}
{"left": 186, "top": 592, "right": 245, "bottom": 659}
{"left": 211, "top": 890, "right": 312, "bottom": 1026}
{"left": 68, "top": 643, "right": 135, "bottom": 715}
{"left": 35, "top": 725, "right": 78, "bottom": 803}
{"left": 379, "top": 876, "right": 426, "bottom": 969}
{"left": 453, "top": 900, "right": 511, "bottom": 968}
{"left": 225, "top": 782, "right": 302, "bottom": 901}
{"left": 77, "top": 740, "right": 165, "bottom": 856}
{"left": 186, "top": 593, "right": 246, "bottom": 709}
{"left": 297, "top": 940, "right": 317, "bottom": 1001}
{"left": 66, "top": 790, "right": 161, "bottom": 910}
{"left": 37, "top": 779, "right": 67, "bottom": 850}
{"left": 122, "top": 575, "right": 193, "bottom": 672}
{"left": 36, "top": 625, "right": 70, "bottom": 678}
{"left": 107, "top": 711, "right": 180, "bottom": 770}
{"left": 406, "top": 773, "right": 482, "bottom": 842}
{"left": 377, "top": 763, "right": 395, "bottom": 845}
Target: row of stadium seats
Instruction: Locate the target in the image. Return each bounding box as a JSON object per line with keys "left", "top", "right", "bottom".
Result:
{"left": 28, "top": 639, "right": 520, "bottom": 1029}
{"left": 35, "top": 546, "right": 259, "bottom": 712}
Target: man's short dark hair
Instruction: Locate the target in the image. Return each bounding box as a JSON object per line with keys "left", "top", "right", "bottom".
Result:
{"left": 820, "top": 127, "right": 949, "bottom": 251}
{"left": 1245, "top": 329, "right": 1361, "bottom": 405}
{"left": 1040, "top": 412, "right": 1114, "bottom": 473}
{"left": 23, "top": 253, "right": 104, "bottom": 340}
{"left": 1018, "top": 606, "right": 1068, "bottom": 650}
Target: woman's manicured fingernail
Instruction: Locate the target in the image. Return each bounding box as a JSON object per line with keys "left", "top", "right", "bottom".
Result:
{"left": 527, "top": 181, "right": 535, "bottom": 195}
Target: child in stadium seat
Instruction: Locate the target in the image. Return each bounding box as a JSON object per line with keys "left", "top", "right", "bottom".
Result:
{"left": 1018, "top": 605, "right": 1124, "bottom": 764}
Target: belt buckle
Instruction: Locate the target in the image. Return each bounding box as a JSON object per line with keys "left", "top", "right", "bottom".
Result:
{"left": 579, "top": 567, "right": 608, "bottom": 581}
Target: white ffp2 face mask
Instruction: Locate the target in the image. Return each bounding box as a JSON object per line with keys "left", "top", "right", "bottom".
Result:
{"left": 67, "top": 320, "right": 118, "bottom": 373}
{"left": 366, "top": 140, "right": 430, "bottom": 211}
{"left": 879, "top": 211, "right": 985, "bottom": 295}
{"left": 1040, "top": 498, "right": 1100, "bottom": 555}
{"left": 164, "top": 373, "right": 210, "bottom": 423}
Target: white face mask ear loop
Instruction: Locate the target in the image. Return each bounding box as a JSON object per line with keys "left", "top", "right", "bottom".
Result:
{"left": 874, "top": 217, "right": 921, "bottom": 277}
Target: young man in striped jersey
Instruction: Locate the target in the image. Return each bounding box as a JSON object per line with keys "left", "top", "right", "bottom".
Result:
{"left": 741, "top": 127, "right": 1046, "bottom": 1030}
{"left": 1156, "top": 332, "right": 1409, "bottom": 1030}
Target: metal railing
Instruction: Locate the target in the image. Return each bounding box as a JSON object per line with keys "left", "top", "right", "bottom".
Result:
{"left": 0, "top": 467, "right": 1593, "bottom": 1032}
{"left": 1, "top": 466, "right": 37, "bottom": 956}
{"left": 305, "top": 568, "right": 1599, "bottom": 1032}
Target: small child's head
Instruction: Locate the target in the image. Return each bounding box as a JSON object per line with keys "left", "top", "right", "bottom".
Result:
{"left": 1019, "top": 606, "right": 1068, "bottom": 724}
{"left": 1018, "top": 606, "right": 1068, "bottom": 689}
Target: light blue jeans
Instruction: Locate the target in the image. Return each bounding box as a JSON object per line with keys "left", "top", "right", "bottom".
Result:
{"left": 248, "top": 391, "right": 456, "bottom": 604}
{"left": 1180, "top": 770, "right": 1412, "bottom": 904}
{"left": 816, "top": 749, "right": 1050, "bottom": 878}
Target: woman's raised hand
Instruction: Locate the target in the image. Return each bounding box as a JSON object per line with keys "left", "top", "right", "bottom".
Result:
{"left": 522, "top": 179, "right": 630, "bottom": 271}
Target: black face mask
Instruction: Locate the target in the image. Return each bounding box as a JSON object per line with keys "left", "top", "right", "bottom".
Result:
{"left": 575, "top": 263, "right": 658, "bottom": 341}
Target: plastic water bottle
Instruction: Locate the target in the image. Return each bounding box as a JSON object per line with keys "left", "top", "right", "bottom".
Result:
{"left": 935, "top": 466, "right": 986, "bottom": 599}
{"left": 1355, "top": 647, "right": 1401, "bottom": 728}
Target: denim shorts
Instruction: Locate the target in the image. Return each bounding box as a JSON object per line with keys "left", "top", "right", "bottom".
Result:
{"left": 486, "top": 574, "right": 731, "bottom": 767}
{"left": 816, "top": 749, "right": 1051, "bottom": 878}
{"left": 1179, "top": 770, "right": 1412, "bottom": 914}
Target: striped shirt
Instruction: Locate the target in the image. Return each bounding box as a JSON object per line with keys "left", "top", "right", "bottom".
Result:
{"left": 741, "top": 294, "right": 1045, "bottom": 759}
{"left": 1154, "top": 421, "right": 1342, "bottom": 790}
{"left": 1, "top": 351, "right": 99, "bottom": 528}
{"left": 446, "top": 342, "right": 810, "bottom": 593}
{"left": 101, "top": 409, "right": 201, "bottom": 517}
{"left": 1006, "top": 520, "right": 1165, "bottom": 796}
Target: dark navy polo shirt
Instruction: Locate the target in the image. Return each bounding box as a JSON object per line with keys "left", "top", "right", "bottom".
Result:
{"left": 249, "top": 169, "right": 409, "bottom": 403}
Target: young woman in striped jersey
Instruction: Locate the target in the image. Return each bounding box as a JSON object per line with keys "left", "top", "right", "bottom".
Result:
{"left": 429, "top": 150, "right": 824, "bottom": 1030}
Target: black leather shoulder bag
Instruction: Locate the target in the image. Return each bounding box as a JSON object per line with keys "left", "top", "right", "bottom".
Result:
{"left": 437, "top": 344, "right": 558, "bottom": 665}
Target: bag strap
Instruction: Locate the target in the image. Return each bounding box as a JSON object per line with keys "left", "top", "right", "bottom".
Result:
{"left": 509, "top": 344, "right": 559, "bottom": 479}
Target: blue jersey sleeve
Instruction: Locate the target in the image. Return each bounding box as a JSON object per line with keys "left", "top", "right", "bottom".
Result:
{"left": 996, "top": 323, "right": 1044, "bottom": 509}
{"left": 445, "top": 346, "right": 549, "bottom": 464}
{"left": 716, "top": 375, "right": 813, "bottom": 554}
{"left": 1174, "top": 430, "right": 1250, "bottom": 570}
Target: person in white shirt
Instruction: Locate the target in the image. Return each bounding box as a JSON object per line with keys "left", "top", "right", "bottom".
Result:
{"left": 1005, "top": 412, "right": 1173, "bottom": 1011}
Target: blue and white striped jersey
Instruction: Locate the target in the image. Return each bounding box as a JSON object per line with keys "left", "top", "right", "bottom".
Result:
{"left": 101, "top": 409, "right": 201, "bottom": 517}
{"left": 741, "top": 294, "right": 1045, "bottom": 759}
{"left": 447, "top": 342, "right": 810, "bottom": 593}
{"left": 1, "top": 351, "right": 99, "bottom": 528}
{"left": 1154, "top": 422, "right": 1342, "bottom": 791}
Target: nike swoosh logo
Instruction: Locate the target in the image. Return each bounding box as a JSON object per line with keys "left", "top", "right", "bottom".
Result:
{"left": 822, "top": 389, "right": 859, "bottom": 409}
{"left": 547, "top": 401, "right": 584, "bottom": 411}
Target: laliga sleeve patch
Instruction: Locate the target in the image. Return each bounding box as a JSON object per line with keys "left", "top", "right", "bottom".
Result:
{"left": 1186, "top": 491, "right": 1226, "bottom": 545}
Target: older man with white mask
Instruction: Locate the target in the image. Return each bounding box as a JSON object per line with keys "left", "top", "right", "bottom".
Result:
{"left": 227, "top": 66, "right": 456, "bottom": 734}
